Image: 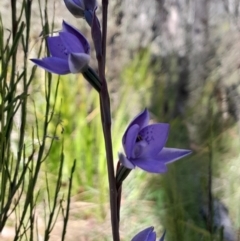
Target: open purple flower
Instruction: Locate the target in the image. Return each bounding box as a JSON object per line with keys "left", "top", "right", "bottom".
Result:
{"left": 31, "top": 21, "right": 90, "bottom": 75}
{"left": 132, "top": 227, "right": 165, "bottom": 241}
{"left": 119, "top": 109, "right": 191, "bottom": 173}
{"left": 63, "top": 0, "right": 97, "bottom": 25}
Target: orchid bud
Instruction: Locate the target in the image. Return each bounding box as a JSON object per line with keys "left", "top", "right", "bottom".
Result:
{"left": 63, "top": 0, "right": 97, "bottom": 26}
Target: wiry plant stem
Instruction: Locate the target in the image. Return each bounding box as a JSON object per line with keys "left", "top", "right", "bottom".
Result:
{"left": 98, "top": 67, "right": 120, "bottom": 241}
{"left": 96, "top": 0, "right": 120, "bottom": 240}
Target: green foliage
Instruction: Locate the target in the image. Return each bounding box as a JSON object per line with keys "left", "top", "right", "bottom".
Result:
{"left": 0, "top": 0, "right": 75, "bottom": 240}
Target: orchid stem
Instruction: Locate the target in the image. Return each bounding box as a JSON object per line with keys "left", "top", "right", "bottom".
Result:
{"left": 98, "top": 72, "right": 119, "bottom": 240}
{"left": 99, "top": 89, "right": 119, "bottom": 240}
{"left": 96, "top": 0, "right": 120, "bottom": 240}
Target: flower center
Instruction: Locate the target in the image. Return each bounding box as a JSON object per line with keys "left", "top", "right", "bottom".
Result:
{"left": 136, "top": 135, "right": 143, "bottom": 142}
{"left": 132, "top": 140, "right": 147, "bottom": 158}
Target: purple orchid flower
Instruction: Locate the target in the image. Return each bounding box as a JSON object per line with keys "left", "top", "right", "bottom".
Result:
{"left": 63, "top": 0, "right": 97, "bottom": 25}
{"left": 119, "top": 109, "right": 191, "bottom": 173}
{"left": 31, "top": 21, "right": 90, "bottom": 75}
{"left": 132, "top": 227, "right": 165, "bottom": 241}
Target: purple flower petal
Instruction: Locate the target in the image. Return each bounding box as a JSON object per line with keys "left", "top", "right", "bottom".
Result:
{"left": 63, "top": 0, "right": 85, "bottom": 18}
{"left": 123, "top": 124, "right": 140, "bottom": 158}
{"left": 148, "top": 232, "right": 157, "bottom": 240}
{"left": 60, "top": 32, "right": 85, "bottom": 53}
{"left": 157, "top": 147, "right": 192, "bottom": 164}
{"left": 62, "top": 21, "right": 90, "bottom": 54}
{"left": 68, "top": 53, "right": 90, "bottom": 73}
{"left": 73, "top": 0, "right": 84, "bottom": 7}
{"left": 47, "top": 36, "right": 68, "bottom": 59}
{"left": 84, "top": 0, "right": 97, "bottom": 11}
{"left": 129, "top": 109, "right": 149, "bottom": 131}
{"left": 139, "top": 123, "right": 169, "bottom": 156}
{"left": 134, "top": 157, "right": 168, "bottom": 173}
{"left": 118, "top": 153, "right": 135, "bottom": 169}
{"left": 122, "top": 109, "right": 149, "bottom": 148}
{"left": 31, "top": 57, "right": 70, "bottom": 75}
{"left": 132, "top": 227, "right": 156, "bottom": 241}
